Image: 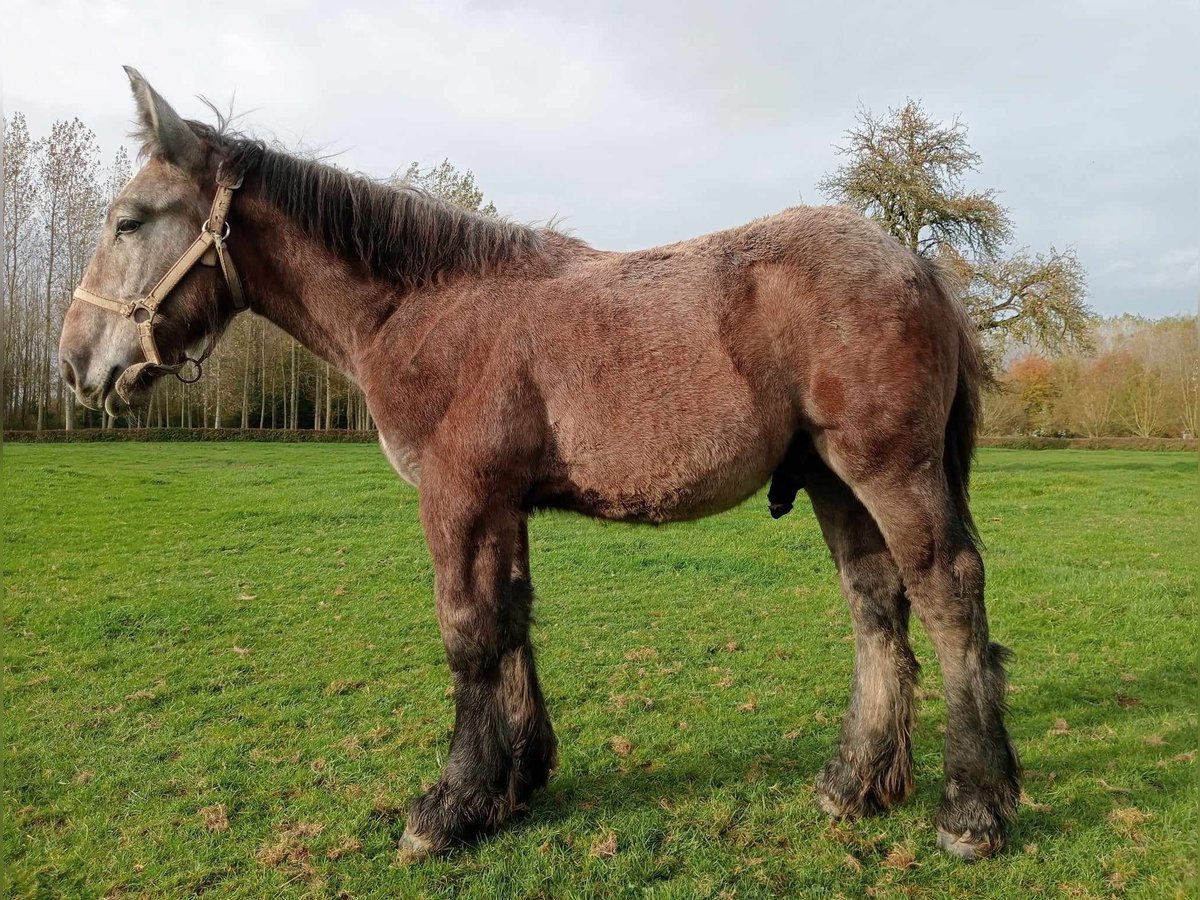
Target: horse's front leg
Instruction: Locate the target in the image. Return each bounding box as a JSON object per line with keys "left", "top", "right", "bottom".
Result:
{"left": 399, "top": 488, "right": 555, "bottom": 858}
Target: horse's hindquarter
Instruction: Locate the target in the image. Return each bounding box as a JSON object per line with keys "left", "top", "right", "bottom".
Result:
{"left": 527, "top": 246, "right": 797, "bottom": 522}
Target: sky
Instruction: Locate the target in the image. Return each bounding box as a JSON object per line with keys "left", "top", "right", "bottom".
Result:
{"left": 3, "top": 0, "right": 1197, "bottom": 318}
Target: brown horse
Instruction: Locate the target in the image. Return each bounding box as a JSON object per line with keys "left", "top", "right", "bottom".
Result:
{"left": 59, "top": 69, "right": 1019, "bottom": 861}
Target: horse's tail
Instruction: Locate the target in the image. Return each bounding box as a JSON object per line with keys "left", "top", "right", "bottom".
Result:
{"left": 927, "top": 257, "right": 984, "bottom": 546}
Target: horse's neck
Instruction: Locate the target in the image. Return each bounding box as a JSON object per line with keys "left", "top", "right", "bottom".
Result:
{"left": 231, "top": 191, "right": 515, "bottom": 446}
{"left": 235, "top": 196, "right": 410, "bottom": 375}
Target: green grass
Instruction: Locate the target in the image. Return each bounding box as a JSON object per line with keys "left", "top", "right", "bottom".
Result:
{"left": 3, "top": 444, "right": 1195, "bottom": 898}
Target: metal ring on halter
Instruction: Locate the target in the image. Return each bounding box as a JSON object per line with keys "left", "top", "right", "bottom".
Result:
{"left": 203, "top": 219, "right": 232, "bottom": 241}
{"left": 175, "top": 358, "right": 203, "bottom": 384}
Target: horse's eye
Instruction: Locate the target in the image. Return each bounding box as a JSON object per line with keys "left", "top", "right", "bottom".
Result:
{"left": 116, "top": 218, "right": 141, "bottom": 236}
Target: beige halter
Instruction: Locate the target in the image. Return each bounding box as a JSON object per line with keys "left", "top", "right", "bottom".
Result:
{"left": 72, "top": 170, "right": 249, "bottom": 402}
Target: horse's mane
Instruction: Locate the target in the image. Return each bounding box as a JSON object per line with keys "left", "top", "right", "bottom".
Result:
{"left": 187, "top": 120, "right": 545, "bottom": 292}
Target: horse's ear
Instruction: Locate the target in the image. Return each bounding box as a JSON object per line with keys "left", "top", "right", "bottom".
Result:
{"left": 124, "top": 66, "right": 203, "bottom": 172}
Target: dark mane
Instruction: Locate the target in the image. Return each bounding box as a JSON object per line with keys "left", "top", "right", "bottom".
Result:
{"left": 190, "top": 122, "right": 545, "bottom": 291}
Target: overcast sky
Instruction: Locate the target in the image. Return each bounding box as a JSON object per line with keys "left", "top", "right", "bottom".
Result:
{"left": 3, "top": 0, "right": 1196, "bottom": 317}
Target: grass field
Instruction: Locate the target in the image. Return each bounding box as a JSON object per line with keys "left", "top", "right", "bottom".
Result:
{"left": 3, "top": 444, "right": 1195, "bottom": 898}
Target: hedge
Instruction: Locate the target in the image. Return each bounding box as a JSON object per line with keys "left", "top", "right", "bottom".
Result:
{"left": 977, "top": 436, "right": 1197, "bottom": 451}
{"left": 5, "top": 430, "right": 1196, "bottom": 451}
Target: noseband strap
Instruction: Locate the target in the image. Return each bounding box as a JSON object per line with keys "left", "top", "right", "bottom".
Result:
{"left": 72, "top": 173, "right": 249, "bottom": 402}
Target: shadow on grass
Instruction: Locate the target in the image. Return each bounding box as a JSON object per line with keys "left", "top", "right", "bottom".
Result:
{"left": 493, "top": 658, "right": 1196, "bottom": 855}
{"left": 540, "top": 730, "right": 830, "bottom": 816}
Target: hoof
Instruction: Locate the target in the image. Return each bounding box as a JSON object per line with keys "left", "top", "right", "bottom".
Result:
{"left": 936, "top": 827, "right": 1003, "bottom": 861}
{"left": 816, "top": 748, "right": 907, "bottom": 825}
{"left": 816, "top": 786, "right": 860, "bottom": 819}
{"left": 395, "top": 827, "right": 440, "bottom": 864}
{"left": 815, "top": 757, "right": 911, "bottom": 821}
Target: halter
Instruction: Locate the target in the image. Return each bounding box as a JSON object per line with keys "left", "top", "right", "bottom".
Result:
{"left": 72, "top": 170, "right": 250, "bottom": 403}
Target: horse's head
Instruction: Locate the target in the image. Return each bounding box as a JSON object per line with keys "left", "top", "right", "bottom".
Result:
{"left": 59, "top": 68, "right": 246, "bottom": 417}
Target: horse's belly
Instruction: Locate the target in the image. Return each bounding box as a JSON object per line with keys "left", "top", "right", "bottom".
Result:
{"left": 553, "top": 447, "right": 775, "bottom": 523}
{"left": 545, "top": 397, "right": 787, "bottom": 523}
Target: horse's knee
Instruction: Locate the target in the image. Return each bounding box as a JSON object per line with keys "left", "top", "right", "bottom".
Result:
{"left": 841, "top": 556, "right": 905, "bottom": 622}
{"left": 437, "top": 600, "right": 502, "bottom": 677}
{"left": 900, "top": 537, "right": 987, "bottom": 635}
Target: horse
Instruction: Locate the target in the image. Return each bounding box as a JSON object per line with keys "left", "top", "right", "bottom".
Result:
{"left": 58, "top": 68, "right": 1019, "bottom": 861}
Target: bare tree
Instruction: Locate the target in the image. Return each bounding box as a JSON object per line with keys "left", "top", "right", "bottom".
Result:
{"left": 3, "top": 114, "right": 40, "bottom": 427}
{"left": 1120, "top": 361, "right": 1163, "bottom": 437}
{"left": 59, "top": 122, "right": 104, "bottom": 430}
{"left": 104, "top": 145, "right": 132, "bottom": 204}
{"left": 1069, "top": 352, "right": 1130, "bottom": 437}
{"left": 394, "top": 158, "right": 498, "bottom": 215}
{"left": 819, "top": 101, "right": 1011, "bottom": 257}
{"left": 981, "top": 315, "right": 1198, "bottom": 438}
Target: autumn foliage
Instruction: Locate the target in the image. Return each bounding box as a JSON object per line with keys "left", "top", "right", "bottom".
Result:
{"left": 984, "top": 317, "right": 1198, "bottom": 438}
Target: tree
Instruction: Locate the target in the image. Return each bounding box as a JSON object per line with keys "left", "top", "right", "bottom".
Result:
{"left": 104, "top": 145, "right": 132, "bottom": 204}
{"left": 1067, "top": 351, "right": 1132, "bottom": 437}
{"left": 393, "top": 158, "right": 497, "bottom": 215}
{"left": 819, "top": 100, "right": 1091, "bottom": 353}
{"left": 1006, "top": 354, "right": 1058, "bottom": 432}
{"left": 819, "top": 101, "right": 1011, "bottom": 258}
{"left": 980, "top": 315, "right": 1198, "bottom": 438}
{"left": 3, "top": 114, "right": 40, "bottom": 427}
{"left": 980, "top": 383, "right": 1028, "bottom": 436}
{"left": 1119, "top": 359, "right": 1163, "bottom": 438}
{"left": 36, "top": 119, "right": 103, "bottom": 430}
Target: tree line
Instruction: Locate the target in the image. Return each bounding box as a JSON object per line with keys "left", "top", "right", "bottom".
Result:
{"left": 3, "top": 105, "right": 1194, "bottom": 436}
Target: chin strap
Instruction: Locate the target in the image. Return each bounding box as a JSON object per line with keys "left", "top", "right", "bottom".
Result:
{"left": 72, "top": 171, "right": 249, "bottom": 403}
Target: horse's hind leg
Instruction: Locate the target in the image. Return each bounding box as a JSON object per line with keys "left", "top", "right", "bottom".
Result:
{"left": 806, "top": 460, "right": 918, "bottom": 818}
{"left": 399, "top": 491, "right": 556, "bottom": 857}
{"left": 826, "top": 444, "right": 1019, "bottom": 859}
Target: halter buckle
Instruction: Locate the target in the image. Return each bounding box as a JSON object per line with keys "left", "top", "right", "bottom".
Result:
{"left": 217, "top": 169, "right": 244, "bottom": 191}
